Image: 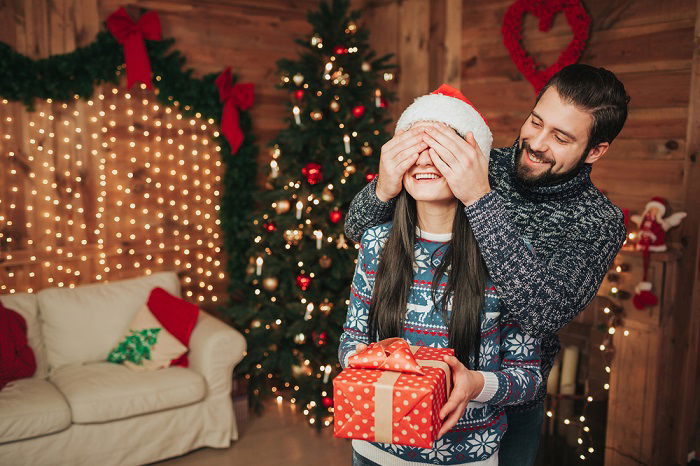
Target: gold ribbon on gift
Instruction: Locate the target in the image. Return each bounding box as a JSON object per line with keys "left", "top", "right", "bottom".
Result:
{"left": 373, "top": 344, "right": 452, "bottom": 444}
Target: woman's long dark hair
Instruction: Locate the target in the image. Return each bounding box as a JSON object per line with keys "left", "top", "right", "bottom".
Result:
{"left": 366, "top": 188, "right": 489, "bottom": 369}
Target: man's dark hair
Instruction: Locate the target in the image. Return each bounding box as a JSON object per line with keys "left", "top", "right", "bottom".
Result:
{"left": 537, "top": 64, "right": 630, "bottom": 150}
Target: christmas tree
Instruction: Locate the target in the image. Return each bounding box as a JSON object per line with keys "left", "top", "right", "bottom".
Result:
{"left": 228, "top": 0, "right": 396, "bottom": 428}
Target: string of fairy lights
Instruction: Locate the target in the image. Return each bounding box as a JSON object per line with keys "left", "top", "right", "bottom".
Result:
{"left": 0, "top": 80, "right": 226, "bottom": 303}
{"left": 544, "top": 232, "right": 639, "bottom": 461}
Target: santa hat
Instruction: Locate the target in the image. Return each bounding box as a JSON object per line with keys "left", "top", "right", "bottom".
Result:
{"left": 395, "top": 84, "right": 493, "bottom": 158}
{"left": 644, "top": 197, "right": 668, "bottom": 219}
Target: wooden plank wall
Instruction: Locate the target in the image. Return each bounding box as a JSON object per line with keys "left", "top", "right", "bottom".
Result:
{"left": 460, "top": 1, "right": 700, "bottom": 462}
{"left": 461, "top": 0, "right": 695, "bottom": 216}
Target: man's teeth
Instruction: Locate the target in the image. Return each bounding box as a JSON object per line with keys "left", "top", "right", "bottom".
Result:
{"left": 415, "top": 173, "right": 440, "bottom": 180}
{"left": 527, "top": 151, "right": 545, "bottom": 163}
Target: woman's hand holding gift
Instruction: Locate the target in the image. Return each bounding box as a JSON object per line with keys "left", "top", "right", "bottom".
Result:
{"left": 437, "top": 355, "right": 485, "bottom": 438}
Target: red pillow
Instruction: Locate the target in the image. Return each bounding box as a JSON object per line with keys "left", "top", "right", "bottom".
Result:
{"left": 0, "top": 302, "right": 37, "bottom": 390}
{"left": 146, "top": 287, "right": 199, "bottom": 367}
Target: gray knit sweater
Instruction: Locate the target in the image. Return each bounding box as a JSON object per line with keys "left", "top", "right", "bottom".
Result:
{"left": 344, "top": 139, "right": 627, "bottom": 410}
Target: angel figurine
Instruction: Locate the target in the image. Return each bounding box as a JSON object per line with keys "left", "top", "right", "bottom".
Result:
{"left": 631, "top": 197, "right": 687, "bottom": 252}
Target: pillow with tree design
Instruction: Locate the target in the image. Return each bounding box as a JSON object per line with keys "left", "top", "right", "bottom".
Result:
{"left": 107, "top": 304, "right": 187, "bottom": 371}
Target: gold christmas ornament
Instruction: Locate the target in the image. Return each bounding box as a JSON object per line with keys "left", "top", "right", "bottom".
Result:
{"left": 283, "top": 229, "right": 303, "bottom": 245}
{"left": 329, "top": 100, "right": 340, "bottom": 112}
{"left": 361, "top": 61, "right": 371, "bottom": 72}
{"left": 319, "top": 255, "right": 332, "bottom": 268}
{"left": 319, "top": 299, "right": 334, "bottom": 315}
{"left": 322, "top": 186, "right": 334, "bottom": 202}
{"left": 310, "top": 110, "right": 324, "bottom": 121}
{"left": 292, "top": 73, "right": 305, "bottom": 86}
{"left": 361, "top": 144, "right": 373, "bottom": 156}
{"left": 275, "top": 199, "right": 291, "bottom": 214}
{"left": 262, "top": 276, "right": 279, "bottom": 291}
{"left": 251, "top": 319, "right": 262, "bottom": 329}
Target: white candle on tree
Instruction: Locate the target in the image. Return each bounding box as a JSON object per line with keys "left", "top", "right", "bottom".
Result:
{"left": 293, "top": 106, "right": 301, "bottom": 125}
{"left": 295, "top": 201, "right": 304, "bottom": 219}
{"left": 314, "top": 230, "right": 323, "bottom": 249}
{"left": 343, "top": 134, "right": 351, "bottom": 154}
{"left": 255, "top": 256, "right": 264, "bottom": 275}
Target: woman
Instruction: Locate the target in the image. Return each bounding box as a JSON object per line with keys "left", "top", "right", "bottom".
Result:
{"left": 338, "top": 85, "right": 542, "bottom": 465}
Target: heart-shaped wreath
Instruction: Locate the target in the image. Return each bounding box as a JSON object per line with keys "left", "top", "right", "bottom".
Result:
{"left": 502, "top": 0, "right": 591, "bottom": 93}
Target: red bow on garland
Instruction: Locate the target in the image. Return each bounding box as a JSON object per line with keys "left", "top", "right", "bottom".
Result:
{"left": 215, "top": 68, "right": 255, "bottom": 154}
{"left": 106, "top": 8, "right": 162, "bottom": 89}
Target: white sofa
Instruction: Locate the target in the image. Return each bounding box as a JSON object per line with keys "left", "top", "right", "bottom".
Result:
{"left": 0, "top": 271, "right": 246, "bottom": 466}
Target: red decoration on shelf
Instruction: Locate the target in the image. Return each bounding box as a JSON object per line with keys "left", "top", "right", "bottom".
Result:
{"left": 106, "top": 8, "right": 162, "bottom": 89}
{"left": 352, "top": 104, "right": 366, "bottom": 118}
{"left": 263, "top": 221, "right": 277, "bottom": 232}
{"left": 329, "top": 209, "right": 343, "bottom": 224}
{"left": 501, "top": 0, "right": 591, "bottom": 93}
{"left": 294, "top": 89, "right": 305, "bottom": 100}
{"left": 333, "top": 46, "right": 348, "bottom": 55}
{"left": 301, "top": 162, "right": 323, "bottom": 185}
{"left": 296, "top": 274, "right": 311, "bottom": 291}
{"left": 630, "top": 197, "right": 687, "bottom": 309}
{"left": 365, "top": 173, "right": 377, "bottom": 183}
{"left": 215, "top": 68, "right": 255, "bottom": 154}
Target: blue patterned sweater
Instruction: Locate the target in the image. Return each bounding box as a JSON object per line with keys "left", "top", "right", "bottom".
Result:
{"left": 338, "top": 223, "right": 542, "bottom": 464}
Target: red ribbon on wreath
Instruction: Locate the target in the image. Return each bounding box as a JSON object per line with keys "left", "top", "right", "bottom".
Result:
{"left": 215, "top": 68, "right": 255, "bottom": 154}
{"left": 106, "top": 8, "right": 162, "bottom": 89}
{"left": 502, "top": 0, "right": 591, "bottom": 93}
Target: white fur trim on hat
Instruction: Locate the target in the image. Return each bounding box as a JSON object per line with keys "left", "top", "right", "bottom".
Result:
{"left": 635, "top": 281, "right": 653, "bottom": 293}
{"left": 395, "top": 93, "right": 493, "bottom": 158}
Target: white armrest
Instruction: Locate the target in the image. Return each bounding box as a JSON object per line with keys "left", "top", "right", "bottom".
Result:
{"left": 188, "top": 312, "right": 246, "bottom": 396}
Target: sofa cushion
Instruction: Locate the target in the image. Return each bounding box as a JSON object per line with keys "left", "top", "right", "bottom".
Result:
{"left": 49, "top": 362, "right": 206, "bottom": 424}
{"left": 0, "top": 292, "right": 49, "bottom": 379}
{"left": 38, "top": 271, "right": 181, "bottom": 371}
{"left": 147, "top": 287, "right": 200, "bottom": 367}
{"left": 0, "top": 378, "right": 71, "bottom": 443}
{"left": 107, "top": 304, "right": 188, "bottom": 371}
{"left": 0, "top": 303, "right": 37, "bottom": 389}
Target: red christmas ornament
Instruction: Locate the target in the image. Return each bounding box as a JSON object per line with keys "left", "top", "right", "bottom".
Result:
{"left": 333, "top": 45, "right": 348, "bottom": 55}
{"left": 501, "top": 0, "right": 591, "bottom": 93}
{"left": 263, "top": 221, "right": 277, "bottom": 232}
{"left": 301, "top": 162, "right": 323, "bottom": 185}
{"left": 322, "top": 396, "right": 333, "bottom": 408}
{"left": 294, "top": 89, "right": 305, "bottom": 100}
{"left": 329, "top": 209, "right": 343, "bottom": 224}
{"left": 312, "top": 330, "right": 328, "bottom": 346}
{"left": 352, "top": 105, "right": 366, "bottom": 118}
{"left": 296, "top": 274, "right": 311, "bottom": 291}
{"left": 365, "top": 173, "right": 377, "bottom": 183}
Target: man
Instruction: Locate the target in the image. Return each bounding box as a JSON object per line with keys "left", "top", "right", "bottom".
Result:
{"left": 343, "top": 64, "right": 629, "bottom": 465}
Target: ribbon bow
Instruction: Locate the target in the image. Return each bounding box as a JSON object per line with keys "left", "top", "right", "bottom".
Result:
{"left": 215, "top": 68, "right": 255, "bottom": 154}
{"left": 106, "top": 8, "right": 162, "bottom": 89}
{"left": 349, "top": 337, "right": 425, "bottom": 375}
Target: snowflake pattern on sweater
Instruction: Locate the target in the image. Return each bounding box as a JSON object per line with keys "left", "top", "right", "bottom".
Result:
{"left": 338, "top": 223, "right": 542, "bottom": 464}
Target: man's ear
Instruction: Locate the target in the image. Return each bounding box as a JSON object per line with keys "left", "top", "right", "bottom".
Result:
{"left": 584, "top": 142, "right": 609, "bottom": 164}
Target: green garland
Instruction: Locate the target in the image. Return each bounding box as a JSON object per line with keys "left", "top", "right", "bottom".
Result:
{"left": 0, "top": 28, "right": 257, "bottom": 302}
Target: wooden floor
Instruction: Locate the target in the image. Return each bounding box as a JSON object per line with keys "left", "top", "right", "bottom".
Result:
{"left": 155, "top": 398, "right": 352, "bottom": 466}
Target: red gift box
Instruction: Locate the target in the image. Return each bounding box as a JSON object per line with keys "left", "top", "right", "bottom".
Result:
{"left": 333, "top": 338, "right": 454, "bottom": 449}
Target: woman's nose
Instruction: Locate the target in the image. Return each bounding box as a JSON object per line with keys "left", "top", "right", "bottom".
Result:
{"left": 416, "top": 148, "right": 433, "bottom": 166}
